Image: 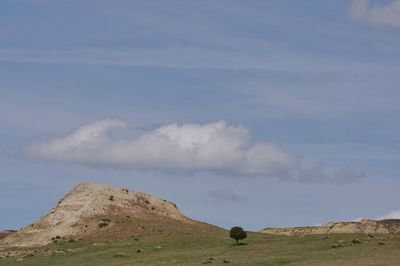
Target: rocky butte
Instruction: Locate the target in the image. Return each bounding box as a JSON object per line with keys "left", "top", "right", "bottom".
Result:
{"left": 1, "top": 183, "right": 220, "bottom": 247}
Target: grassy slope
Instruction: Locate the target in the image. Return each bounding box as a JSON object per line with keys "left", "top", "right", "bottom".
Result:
{"left": 1, "top": 228, "right": 400, "bottom": 266}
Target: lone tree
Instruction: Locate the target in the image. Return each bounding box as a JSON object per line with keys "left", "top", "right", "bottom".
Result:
{"left": 230, "top": 226, "right": 247, "bottom": 245}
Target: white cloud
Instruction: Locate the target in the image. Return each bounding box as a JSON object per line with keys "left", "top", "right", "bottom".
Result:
{"left": 24, "top": 119, "right": 367, "bottom": 184}
{"left": 24, "top": 119, "right": 298, "bottom": 178}
{"left": 349, "top": 0, "right": 400, "bottom": 28}
{"left": 351, "top": 211, "right": 400, "bottom": 221}
{"left": 377, "top": 210, "right": 400, "bottom": 220}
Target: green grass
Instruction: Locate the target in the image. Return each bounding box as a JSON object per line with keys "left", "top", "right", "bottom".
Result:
{"left": 1, "top": 232, "right": 400, "bottom": 265}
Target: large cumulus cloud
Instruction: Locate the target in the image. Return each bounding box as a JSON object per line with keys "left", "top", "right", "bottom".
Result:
{"left": 24, "top": 119, "right": 299, "bottom": 178}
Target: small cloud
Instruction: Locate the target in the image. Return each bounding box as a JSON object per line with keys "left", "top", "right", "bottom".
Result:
{"left": 311, "top": 222, "right": 323, "bottom": 226}
{"left": 298, "top": 165, "right": 366, "bottom": 184}
{"left": 207, "top": 188, "right": 245, "bottom": 202}
{"left": 350, "top": 212, "right": 400, "bottom": 222}
{"left": 23, "top": 119, "right": 298, "bottom": 178}
{"left": 377, "top": 210, "right": 400, "bottom": 220}
{"left": 349, "top": 0, "right": 400, "bottom": 28}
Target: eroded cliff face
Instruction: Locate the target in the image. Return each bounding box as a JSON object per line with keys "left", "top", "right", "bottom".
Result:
{"left": 261, "top": 219, "right": 400, "bottom": 235}
{"left": 1, "top": 183, "right": 192, "bottom": 247}
{"left": 0, "top": 231, "right": 16, "bottom": 240}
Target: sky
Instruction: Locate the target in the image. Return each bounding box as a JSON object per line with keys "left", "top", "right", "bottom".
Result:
{"left": 1, "top": 0, "right": 400, "bottom": 231}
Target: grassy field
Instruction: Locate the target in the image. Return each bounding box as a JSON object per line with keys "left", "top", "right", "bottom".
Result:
{"left": 1, "top": 229, "right": 400, "bottom": 266}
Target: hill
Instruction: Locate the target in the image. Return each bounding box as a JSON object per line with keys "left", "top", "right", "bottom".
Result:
{"left": 261, "top": 219, "right": 400, "bottom": 235}
{"left": 1, "top": 183, "right": 221, "bottom": 248}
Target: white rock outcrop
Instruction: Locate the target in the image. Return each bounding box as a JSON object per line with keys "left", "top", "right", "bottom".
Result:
{"left": 261, "top": 219, "right": 400, "bottom": 235}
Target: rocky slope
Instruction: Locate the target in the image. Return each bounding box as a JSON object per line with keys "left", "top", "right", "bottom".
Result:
{"left": 1, "top": 183, "right": 197, "bottom": 247}
{"left": 261, "top": 219, "right": 400, "bottom": 235}
{"left": 0, "top": 231, "right": 16, "bottom": 240}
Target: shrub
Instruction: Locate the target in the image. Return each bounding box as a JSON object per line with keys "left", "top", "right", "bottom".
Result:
{"left": 351, "top": 238, "right": 362, "bottom": 244}
{"left": 98, "top": 218, "right": 111, "bottom": 228}
{"left": 201, "top": 258, "right": 214, "bottom": 264}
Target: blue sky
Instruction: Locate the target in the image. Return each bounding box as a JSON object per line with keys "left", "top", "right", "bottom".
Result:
{"left": 1, "top": 0, "right": 400, "bottom": 231}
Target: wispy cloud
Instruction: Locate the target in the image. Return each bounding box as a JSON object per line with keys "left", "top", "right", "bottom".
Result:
{"left": 231, "top": 79, "right": 400, "bottom": 119}
{"left": 207, "top": 188, "right": 245, "bottom": 202}
{"left": 377, "top": 210, "right": 400, "bottom": 220}
{"left": 298, "top": 165, "right": 366, "bottom": 185}
{"left": 349, "top": 0, "right": 400, "bottom": 28}
{"left": 0, "top": 48, "right": 394, "bottom": 74}
{"left": 352, "top": 210, "right": 400, "bottom": 221}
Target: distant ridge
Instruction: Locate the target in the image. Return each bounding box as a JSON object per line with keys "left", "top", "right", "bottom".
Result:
{"left": 261, "top": 219, "right": 400, "bottom": 235}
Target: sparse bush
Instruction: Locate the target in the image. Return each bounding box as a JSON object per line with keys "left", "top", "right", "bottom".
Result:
{"left": 378, "top": 241, "right": 386, "bottom": 245}
{"left": 201, "top": 258, "right": 214, "bottom": 264}
{"left": 109, "top": 195, "right": 114, "bottom": 201}
{"left": 98, "top": 218, "right": 111, "bottom": 228}
{"left": 351, "top": 238, "right": 362, "bottom": 244}
{"left": 52, "top": 235, "right": 62, "bottom": 242}
{"left": 230, "top": 226, "right": 247, "bottom": 245}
